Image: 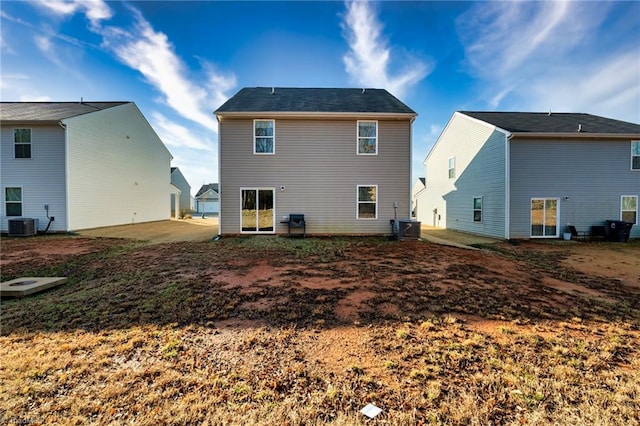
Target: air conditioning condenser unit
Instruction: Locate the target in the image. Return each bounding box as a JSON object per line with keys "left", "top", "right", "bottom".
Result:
{"left": 8, "top": 218, "right": 38, "bottom": 237}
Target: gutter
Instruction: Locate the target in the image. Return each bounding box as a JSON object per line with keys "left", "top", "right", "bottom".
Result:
{"left": 509, "top": 132, "right": 640, "bottom": 140}
{"left": 215, "top": 111, "right": 417, "bottom": 120}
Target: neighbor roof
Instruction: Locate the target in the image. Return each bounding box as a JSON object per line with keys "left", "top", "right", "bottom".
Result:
{"left": 196, "top": 183, "right": 219, "bottom": 198}
{"left": 461, "top": 111, "right": 640, "bottom": 134}
{"left": 215, "top": 87, "right": 416, "bottom": 116}
{"left": 0, "top": 102, "right": 129, "bottom": 122}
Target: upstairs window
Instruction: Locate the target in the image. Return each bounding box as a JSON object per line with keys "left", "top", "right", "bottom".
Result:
{"left": 357, "top": 185, "right": 377, "bottom": 219}
{"left": 632, "top": 141, "right": 640, "bottom": 170}
{"left": 621, "top": 195, "right": 638, "bottom": 224}
{"left": 14, "top": 128, "right": 31, "bottom": 159}
{"left": 5, "top": 187, "right": 22, "bottom": 216}
{"left": 473, "top": 196, "right": 483, "bottom": 222}
{"left": 254, "top": 120, "right": 274, "bottom": 154}
{"left": 357, "top": 121, "right": 377, "bottom": 155}
{"left": 448, "top": 157, "right": 455, "bottom": 179}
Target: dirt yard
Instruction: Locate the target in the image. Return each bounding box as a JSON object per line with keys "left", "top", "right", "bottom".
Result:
{"left": 0, "top": 226, "right": 639, "bottom": 425}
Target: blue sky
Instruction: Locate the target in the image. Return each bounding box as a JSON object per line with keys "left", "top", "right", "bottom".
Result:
{"left": 2, "top": 1, "right": 639, "bottom": 196}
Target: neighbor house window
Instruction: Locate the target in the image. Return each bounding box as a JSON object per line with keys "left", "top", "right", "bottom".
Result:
{"left": 621, "top": 195, "right": 638, "bottom": 224}
{"left": 254, "top": 120, "right": 274, "bottom": 154}
{"left": 473, "top": 196, "right": 483, "bottom": 223}
{"left": 632, "top": 141, "right": 640, "bottom": 170}
{"left": 14, "top": 128, "right": 31, "bottom": 159}
{"left": 5, "top": 187, "right": 22, "bottom": 216}
{"left": 357, "top": 121, "right": 377, "bottom": 154}
{"left": 448, "top": 157, "right": 455, "bottom": 179}
{"left": 357, "top": 185, "right": 377, "bottom": 219}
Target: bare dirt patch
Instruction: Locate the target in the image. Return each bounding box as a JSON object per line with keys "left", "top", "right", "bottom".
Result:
{"left": 1, "top": 235, "right": 638, "bottom": 425}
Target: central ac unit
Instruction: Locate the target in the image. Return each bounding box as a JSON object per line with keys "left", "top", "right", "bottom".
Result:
{"left": 8, "top": 218, "right": 38, "bottom": 236}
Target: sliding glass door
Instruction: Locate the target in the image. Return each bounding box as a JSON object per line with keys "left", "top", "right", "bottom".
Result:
{"left": 531, "top": 198, "right": 559, "bottom": 238}
{"left": 241, "top": 188, "right": 275, "bottom": 233}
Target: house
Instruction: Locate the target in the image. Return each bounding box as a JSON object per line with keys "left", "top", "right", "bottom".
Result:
{"left": 1, "top": 101, "right": 173, "bottom": 233}
{"left": 195, "top": 183, "right": 219, "bottom": 214}
{"left": 415, "top": 111, "right": 640, "bottom": 239}
{"left": 170, "top": 167, "right": 192, "bottom": 217}
{"left": 411, "top": 177, "right": 426, "bottom": 219}
{"left": 214, "top": 87, "right": 416, "bottom": 236}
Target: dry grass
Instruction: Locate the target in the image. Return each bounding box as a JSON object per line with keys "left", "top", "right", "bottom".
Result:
{"left": 1, "top": 236, "right": 639, "bottom": 425}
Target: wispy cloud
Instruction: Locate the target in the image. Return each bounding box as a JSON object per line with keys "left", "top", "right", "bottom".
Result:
{"left": 456, "top": 1, "right": 639, "bottom": 121}
{"left": 31, "top": 0, "right": 236, "bottom": 134}
{"left": 341, "top": 0, "right": 430, "bottom": 99}
{"left": 151, "top": 111, "right": 212, "bottom": 151}
{"left": 32, "top": 0, "right": 112, "bottom": 30}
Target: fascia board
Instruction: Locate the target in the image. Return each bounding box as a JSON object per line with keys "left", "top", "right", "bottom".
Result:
{"left": 215, "top": 111, "right": 416, "bottom": 120}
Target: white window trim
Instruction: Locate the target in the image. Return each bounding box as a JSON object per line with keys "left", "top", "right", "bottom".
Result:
{"left": 448, "top": 156, "right": 455, "bottom": 179}
{"left": 530, "top": 197, "right": 560, "bottom": 239}
{"left": 239, "top": 187, "right": 276, "bottom": 234}
{"left": 621, "top": 195, "right": 638, "bottom": 224}
{"left": 13, "top": 128, "right": 32, "bottom": 159}
{"left": 473, "top": 196, "right": 483, "bottom": 223}
{"left": 356, "top": 184, "right": 378, "bottom": 220}
{"left": 253, "top": 119, "right": 275, "bottom": 155}
{"left": 631, "top": 141, "right": 640, "bottom": 171}
{"left": 4, "top": 186, "right": 23, "bottom": 217}
{"left": 356, "top": 120, "right": 378, "bottom": 155}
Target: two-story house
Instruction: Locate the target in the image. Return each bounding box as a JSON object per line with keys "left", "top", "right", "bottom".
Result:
{"left": 170, "top": 167, "right": 192, "bottom": 217}
{"left": 416, "top": 111, "right": 640, "bottom": 239}
{"left": 214, "top": 87, "right": 416, "bottom": 236}
{"left": 1, "top": 101, "right": 173, "bottom": 233}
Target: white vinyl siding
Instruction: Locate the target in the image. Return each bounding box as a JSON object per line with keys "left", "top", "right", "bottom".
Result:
{"left": 64, "top": 103, "right": 172, "bottom": 231}
{"left": 219, "top": 118, "right": 411, "bottom": 235}
{"left": 1, "top": 125, "right": 67, "bottom": 232}
{"left": 417, "top": 113, "right": 507, "bottom": 238}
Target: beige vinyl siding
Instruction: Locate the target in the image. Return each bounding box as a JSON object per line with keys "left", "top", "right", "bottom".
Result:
{"left": 509, "top": 138, "right": 640, "bottom": 239}
{"left": 219, "top": 118, "right": 411, "bottom": 235}
{"left": 0, "top": 124, "right": 67, "bottom": 232}
{"left": 64, "top": 103, "right": 173, "bottom": 231}
{"left": 418, "top": 113, "right": 507, "bottom": 238}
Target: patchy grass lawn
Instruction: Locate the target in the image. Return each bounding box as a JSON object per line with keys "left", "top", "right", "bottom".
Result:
{"left": 1, "top": 236, "right": 639, "bottom": 425}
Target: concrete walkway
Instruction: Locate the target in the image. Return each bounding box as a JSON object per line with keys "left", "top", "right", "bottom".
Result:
{"left": 420, "top": 226, "right": 501, "bottom": 249}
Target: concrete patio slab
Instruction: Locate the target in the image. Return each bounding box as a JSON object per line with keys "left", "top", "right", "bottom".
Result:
{"left": 1, "top": 277, "right": 68, "bottom": 298}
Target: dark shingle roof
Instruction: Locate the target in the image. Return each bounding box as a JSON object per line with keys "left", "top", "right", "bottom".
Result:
{"left": 0, "top": 102, "right": 129, "bottom": 121}
{"left": 215, "top": 87, "right": 415, "bottom": 115}
{"left": 196, "top": 183, "right": 219, "bottom": 197}
{"left": 461, "top": 111, "right": 640, "bottom": 134}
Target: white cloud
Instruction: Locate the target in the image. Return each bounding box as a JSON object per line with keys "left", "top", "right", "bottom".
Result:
{"left": 151, "top": 111, "right": 213, "bottom": 151}
{"left": 98, "top": 8, "right": 234, "bottom": 132}
{"left": 341, "top": 1, "right": 429, "bottom": 99}
{"left": 456, "top": 1, "right": 640, "bottom": 121}
{"left": 33, "top": 0, "right": 112, "bottom": 29}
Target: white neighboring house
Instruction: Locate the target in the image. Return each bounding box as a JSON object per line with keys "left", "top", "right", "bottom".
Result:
{"left": 1, "top": 101, "right": 174, "bottom": 233}
{"left": 195, "top": 183, "right": 219, "bottom": 214}
{"left": 416, "top": 111, "right": 640, "bottom": 239}
{"left": 411, "top": 177, "right": 425, "bottom": 219}
{"left": 170, "top": 167, "right": 192, "bottom": 217}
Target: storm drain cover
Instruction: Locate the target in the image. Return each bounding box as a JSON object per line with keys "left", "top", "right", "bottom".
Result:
{"left": 0, "top": 277, "right": 68, "bottom": 298}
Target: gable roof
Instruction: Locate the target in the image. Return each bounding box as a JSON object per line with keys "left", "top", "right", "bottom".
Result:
{"left": 0, "top": 102, "right": 129, "bottom": 122}
{"left": 195, "top": 183, "right": 219, "bottom": 198}
{"left": 461, "top": 111, "right": 640, "bottom": 135}
{"left": 215, "top": 87, "right": 416, "bottom": 116}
